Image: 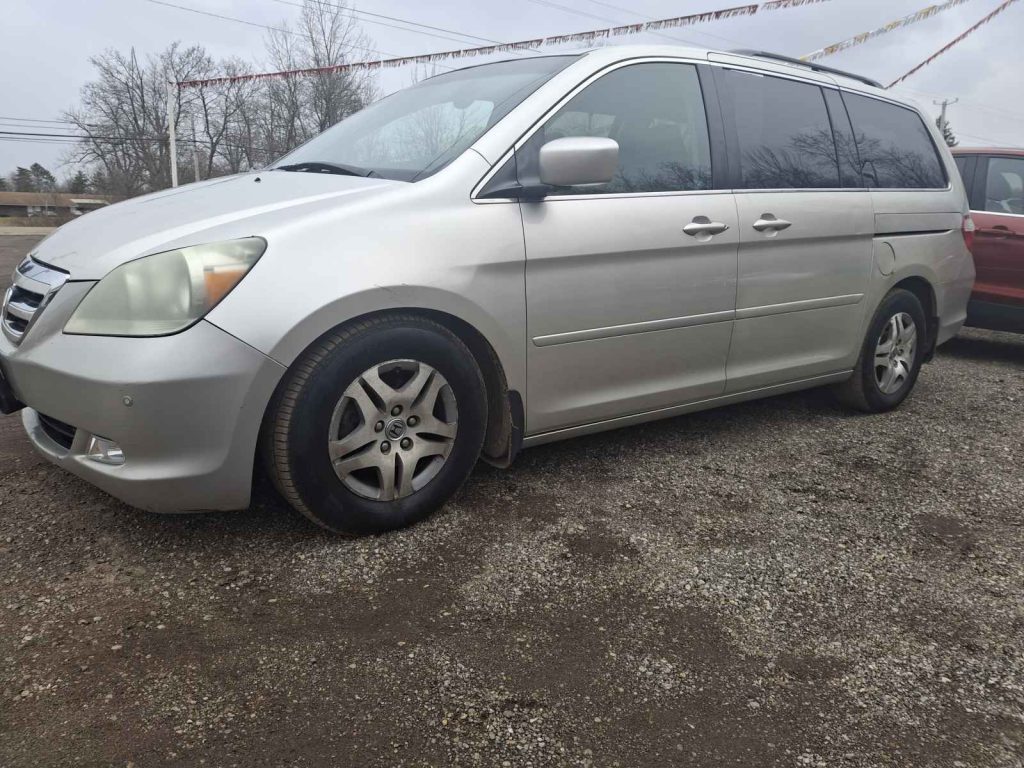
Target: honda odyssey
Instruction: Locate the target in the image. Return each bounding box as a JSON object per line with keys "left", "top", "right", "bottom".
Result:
{"left": 0, "top": 46, "right": 975, "bottom": 533}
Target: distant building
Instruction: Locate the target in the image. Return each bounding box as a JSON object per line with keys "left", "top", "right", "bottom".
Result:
{"left": 0, "top": 192, "right": 114, "bottom": 218}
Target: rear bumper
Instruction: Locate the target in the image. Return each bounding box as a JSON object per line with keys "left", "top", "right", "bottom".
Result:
{"left": 965, "top": 299, "right": 1024, "bottom": 334}
{"left": 2, "top": 318, "right": 285, "bottom": 512}
{"left": 934, "top": 252, "right": 975, "bottom": 347}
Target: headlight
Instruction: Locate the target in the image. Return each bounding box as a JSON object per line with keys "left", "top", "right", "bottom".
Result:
{"left": 64, "top": 237, "right": 266, "bottom": 337}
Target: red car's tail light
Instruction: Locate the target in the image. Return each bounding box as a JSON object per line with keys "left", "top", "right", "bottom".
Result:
{"left": 962, "top": 214, "right": 976, "bottom": 254}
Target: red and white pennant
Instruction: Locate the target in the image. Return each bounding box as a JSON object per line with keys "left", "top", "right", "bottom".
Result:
{"left": 177, "top": 0, "right": 832, "bottom": 88}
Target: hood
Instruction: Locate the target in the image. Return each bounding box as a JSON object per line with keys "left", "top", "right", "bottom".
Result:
{"left": 30, "top": 171, "right": 398, "bottom": 279}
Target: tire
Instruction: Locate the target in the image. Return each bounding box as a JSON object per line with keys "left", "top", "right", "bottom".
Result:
{"left": 262, "top": 314, "right": 488, "bottom": 534}
{"left": 835, "top": 288, "right": 927, "bottom": 413}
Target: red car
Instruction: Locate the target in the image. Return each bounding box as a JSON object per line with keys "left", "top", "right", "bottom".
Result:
{"left": 953, "top": 148, "right": 1024, "bottom": 331}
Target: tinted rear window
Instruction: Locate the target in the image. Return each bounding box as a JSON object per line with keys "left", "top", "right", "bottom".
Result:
{"left": 843, "top": 93, "right": 947, "bottom": 189}
{"left": 723, "top": 70, "right": 840, "bottom": 189}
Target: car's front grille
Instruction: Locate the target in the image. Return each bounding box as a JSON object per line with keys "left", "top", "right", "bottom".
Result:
{"left": 2, "top": 257, "right": 69, "bottom": 344}
{"left": 37, "top": 412, "right": 77, "bottom": 450}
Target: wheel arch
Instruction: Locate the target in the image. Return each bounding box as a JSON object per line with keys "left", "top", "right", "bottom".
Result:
{"left": 260, "top": 305, "right": 524, "bottom": 472}
{"left": 396, "top": 307, "right": 523, "bottom": 467}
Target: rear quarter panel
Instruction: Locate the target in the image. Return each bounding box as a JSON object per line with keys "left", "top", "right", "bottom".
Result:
{"left": 852, "top": 96, "right": 974, "bottom": 346}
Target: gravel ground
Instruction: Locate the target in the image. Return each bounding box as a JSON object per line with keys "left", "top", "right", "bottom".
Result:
{"left": 0, "top": 234, "right": 1022, "bottom": 767}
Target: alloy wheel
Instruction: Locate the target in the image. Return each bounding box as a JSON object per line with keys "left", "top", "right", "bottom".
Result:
{"left": 328, "top": 359, "right": 458, "bottom": 501}
{"left": 873, "top": 312, "right": 917, "bottom": 395}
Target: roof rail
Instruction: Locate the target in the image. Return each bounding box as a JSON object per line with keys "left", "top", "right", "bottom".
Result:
{"left": 728, "top": 49, "right": 884, "bottom": 89}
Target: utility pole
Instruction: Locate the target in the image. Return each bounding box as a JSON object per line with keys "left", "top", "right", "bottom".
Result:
{"left": 191, "top": 116, "right": 201, "bottom": 184}
{"left": 167, "top": 80, "right": 178, "bottom": 188}
{"left": 934, "top": 97, "right": 959, "bottom": 131}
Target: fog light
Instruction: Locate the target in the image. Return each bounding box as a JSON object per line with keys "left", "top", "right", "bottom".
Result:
{"left": 85, "top": 435, "right": 125, "bottom": 465}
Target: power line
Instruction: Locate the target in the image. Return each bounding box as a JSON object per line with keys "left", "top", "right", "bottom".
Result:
{"left": 144, "top": 0, "right": 455, "bottom": 71}
{"left": 524, "top": 0, "right": 705, "bottom": 47}
{"left": 525, "top": 0, "right": 615, "bottom": 25}
{"left": 145, "top": 0, "right": 397, "bottom": 60}
{"left": 144, "top": 0, "right": 302, "bottom": 38}
{"left": 892, "top": 86, "right": 1024, "bottom": 124}
{"left": 0, "top": 129, "right": 252, "bottom": 151}
{"left": 268, "top": 0, "right": 536, "bottom": 53}
{"left": 1, "top": 130, "right": 159, "bottom": 142}
{"left": 0, "top": 137, "right": 85, "bottom": 145}
{"left": 955, "top": 130, "right": 1024, "bottom": 148}
{"left": 270, "top": 0, "right": 500, "bottom": 49}
{"left": 0, "top": 116, "right": 75, "bottom": 125}
{"left": 578, "top": 0, "right": 747, "bottom": 47}
{"left": 0, "top": 123, "right": 81, "bottom": 133}
{"left": 526, "top": 0, "right": 746, "bottom": 48}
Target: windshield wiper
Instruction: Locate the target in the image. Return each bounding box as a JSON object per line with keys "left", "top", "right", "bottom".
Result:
{"left": 276, "top": 161, "right": 379, "bottom": 178}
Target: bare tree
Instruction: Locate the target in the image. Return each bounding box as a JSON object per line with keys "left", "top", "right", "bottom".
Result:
{"left": 190, "top": 58, "right": 259, "bottom": 179}
{"left": 63, "top": 44, "right": 215, "bottom": 196}
{"left": 62, "top": 0, "right": 378, "bottom": 196}
{"left": 260, "top": 0, "right": 377, "bottom": 157}
{"left": 301, "top": 0, "right": 376, "bottom": 132}
{"left": 263, "top": 26, "right": 310, "bottom": 159}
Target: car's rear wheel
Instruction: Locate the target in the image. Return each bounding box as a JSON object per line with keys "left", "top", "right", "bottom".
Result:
{"left": 835, "top": 288, "right": 927, "bottom": 413}
{"left": 263, "top": 315, "right": 487, "bottom": 534}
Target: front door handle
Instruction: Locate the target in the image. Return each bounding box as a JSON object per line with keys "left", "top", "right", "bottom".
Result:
{"left": 981, "top": 225, "right": 1012, "bottom": 238}
{"left": 683, "top": 217, "right": 730, "bottom": 237}
{"left": 752, "top": 214, "right": 792, "bottom": 232}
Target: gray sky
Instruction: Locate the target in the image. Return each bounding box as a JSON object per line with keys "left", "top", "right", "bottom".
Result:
{"left": 2, "top": 0, "right": 1022, "bottom": 181}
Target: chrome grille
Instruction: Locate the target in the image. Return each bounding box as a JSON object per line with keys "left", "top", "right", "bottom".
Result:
{"left": 2, "top": 257, "right": 68, "bottom": 344}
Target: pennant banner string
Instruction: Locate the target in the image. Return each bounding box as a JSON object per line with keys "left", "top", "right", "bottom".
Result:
{"left": 887, "top": 0, "right": 1018, "bottom": 87}
{"left": 177, "top": 0, "right": 833, "bottom": 88}
{"left": 801, "top": 0, "right": 974, "bottom": 62}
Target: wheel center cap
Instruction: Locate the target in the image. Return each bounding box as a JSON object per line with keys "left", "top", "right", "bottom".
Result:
{"left": 385, "top": 418, "right": 407, "bottom": 440}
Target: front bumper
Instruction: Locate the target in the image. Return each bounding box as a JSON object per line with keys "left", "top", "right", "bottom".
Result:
{"left": 1, "top": 289, "right": 285, "bottom": 511}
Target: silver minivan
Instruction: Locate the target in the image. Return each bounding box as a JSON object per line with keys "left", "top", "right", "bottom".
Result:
{"left": 0, "top": 46, "right": 975, "bottom": 533}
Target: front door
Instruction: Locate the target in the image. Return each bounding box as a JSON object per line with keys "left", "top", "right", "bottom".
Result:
{"left": 518, "top": 61, "right": 738, "bottom": 434}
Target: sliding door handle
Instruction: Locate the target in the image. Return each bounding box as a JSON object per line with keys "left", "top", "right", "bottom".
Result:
{"left": 683, "top": 217, "right": 730, "bottom": 237}
{"left": 752, "top": 214, "right": 792, "bottom": 232}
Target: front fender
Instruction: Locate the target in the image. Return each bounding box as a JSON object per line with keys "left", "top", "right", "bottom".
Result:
{"left": 247, "top": 282, "right": 526, "bottom": 396}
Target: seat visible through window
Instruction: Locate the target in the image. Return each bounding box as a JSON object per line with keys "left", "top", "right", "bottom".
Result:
{"left": 984, "top": 157, "right": 1024, "bottom": 215}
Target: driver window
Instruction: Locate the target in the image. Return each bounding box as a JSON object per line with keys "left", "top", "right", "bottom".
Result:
{"left": 520, "top": 62, "right": 712, "bottom": 195}
{"left": 984, "top": 157, "right": 1024, "bottom": 215}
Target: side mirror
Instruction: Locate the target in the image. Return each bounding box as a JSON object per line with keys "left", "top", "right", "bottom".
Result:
{"left": 538, "top": 137, "right": 619, "bottom": 188}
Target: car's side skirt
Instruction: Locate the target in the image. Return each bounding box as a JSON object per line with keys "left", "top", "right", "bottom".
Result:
{"left": 522, "top": 370, "right": 852, "bottom": 448}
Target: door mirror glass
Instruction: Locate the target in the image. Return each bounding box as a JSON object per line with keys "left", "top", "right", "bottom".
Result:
{"left": 538, "top": 137, "right": 619, "bottom": 187}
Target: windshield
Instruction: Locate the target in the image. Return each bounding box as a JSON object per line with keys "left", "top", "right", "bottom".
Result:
{"left": 273, "top": 56, "right": 579, "bottom": 182}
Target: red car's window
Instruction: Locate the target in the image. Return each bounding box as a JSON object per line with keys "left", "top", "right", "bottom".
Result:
{"left": 983, "top": 157, "right": 1024, "bottom": 215}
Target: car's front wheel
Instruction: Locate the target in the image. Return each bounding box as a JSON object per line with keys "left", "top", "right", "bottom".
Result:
{"left": 263, "top": 315, "right": 488, "bottom": 534}
{"left": 835, "top": 288, "right": 927, "bottom": 413}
